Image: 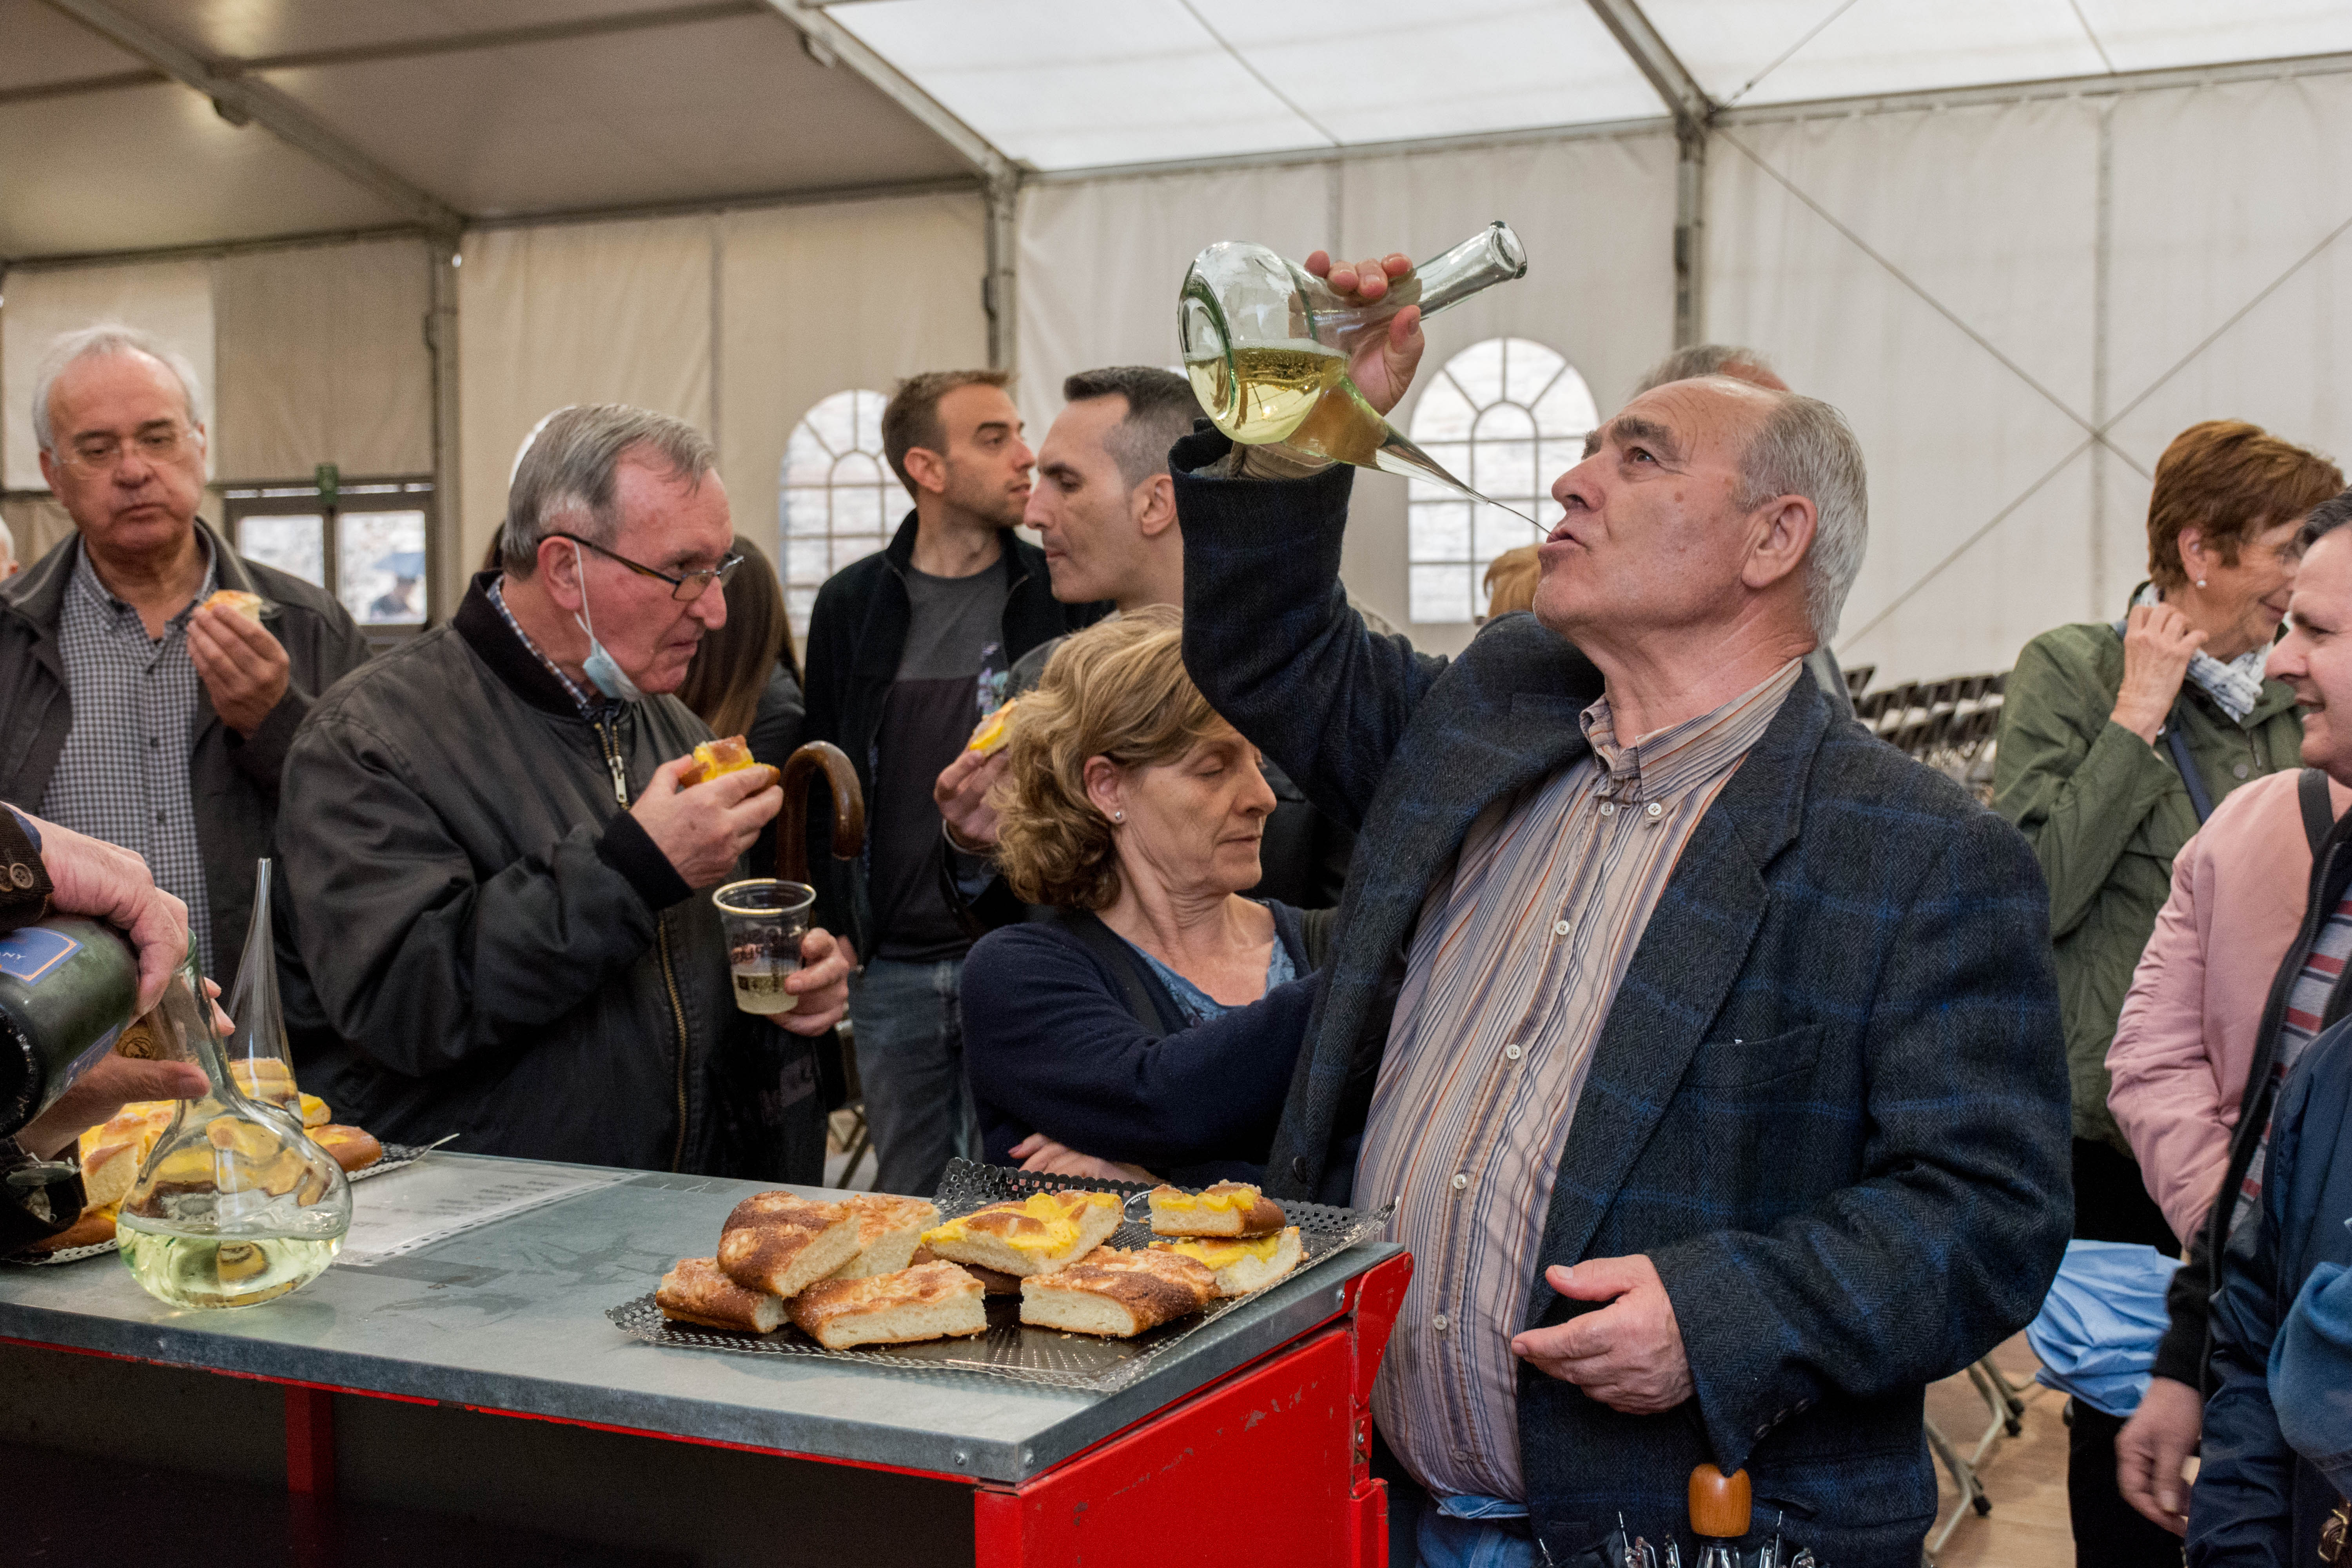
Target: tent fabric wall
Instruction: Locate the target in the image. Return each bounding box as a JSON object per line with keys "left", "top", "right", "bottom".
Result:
{"left": 2, "top": 258, "right": 215, "bottom": 492}
{"left": 458, "top": 217, "right": 715, "bottom": 574}
{"left": 1710, "top": 70, "right": 2352, "bottom": 684}
{"left": 717, "top": 192, "right": 988, "bottom": 575}
{"left": 212, "top": 238, "right": 435, "bottom": 482}
{"left": 1016, "top": 132, "right": 1675, "bottom": 655}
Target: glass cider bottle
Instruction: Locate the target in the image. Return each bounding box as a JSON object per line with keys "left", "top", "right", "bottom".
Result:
{"left": 1178, "top": 221, "right": 1530, "bottom": 507}
{"left": 117, "top": 951, "right": 349, "bottom": 1308}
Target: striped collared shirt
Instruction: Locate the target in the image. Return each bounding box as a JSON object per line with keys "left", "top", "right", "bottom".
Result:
{"left": 1356, "top": 658, "right": 1803, "bottom": 1501}
{"left": 39, "top": 538, "right": 219, "bottom": 976}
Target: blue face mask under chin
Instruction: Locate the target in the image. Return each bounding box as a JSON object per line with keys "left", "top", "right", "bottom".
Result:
{"left": 572, "top": 541, "right": 648, "bottom": 704}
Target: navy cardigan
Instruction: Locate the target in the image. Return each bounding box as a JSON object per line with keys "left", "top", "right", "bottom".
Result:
{"left": 961, "top": 902, "right": 1318, "bottom": 1182}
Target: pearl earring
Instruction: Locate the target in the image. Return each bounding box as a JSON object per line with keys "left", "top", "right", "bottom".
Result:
{"left": 2198, "top": 578, "right": 2208, "bottom": 588}
{"left": 1112, "top": 810, "right": 1125, "bottom": 823}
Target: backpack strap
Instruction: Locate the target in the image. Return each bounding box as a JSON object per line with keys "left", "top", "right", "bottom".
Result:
{"left": 2302, "top": 767, "right": 2337, "bottom": 857}
{"left": 1051, "top": 907, "right": 1186, "bottom": 1039}
{"left": 2162, "top": 699, "right": 2217, "bottom": 825}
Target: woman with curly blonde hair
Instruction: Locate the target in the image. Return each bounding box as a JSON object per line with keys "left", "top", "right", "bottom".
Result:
{"left": 960, "top": 605, "right": 1319, "bottom": 1183}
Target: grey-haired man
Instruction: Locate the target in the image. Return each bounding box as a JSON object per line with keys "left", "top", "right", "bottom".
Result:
{"left": 0, "top": 325, "right": 371, "bottom": 985}
{"left": 274, "top": 404, "right": 853, "bottom": 1177}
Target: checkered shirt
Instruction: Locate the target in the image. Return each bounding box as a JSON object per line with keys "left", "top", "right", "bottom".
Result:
{"left": 487, "top": 575, "right": 612, "bottom": 721}
{"left": 38, "top": 539, "right": 218, "bottom": 976}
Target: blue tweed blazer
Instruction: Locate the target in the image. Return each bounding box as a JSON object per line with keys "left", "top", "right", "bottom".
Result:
{"left": 1171, "top": 431, "right": 2072, "bottom": 1566}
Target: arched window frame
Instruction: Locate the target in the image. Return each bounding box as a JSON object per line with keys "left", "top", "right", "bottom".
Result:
{"left": 779, "top": 388, "right": 911, "bottom": 637}
{"left": 1404, "top": 337, "right": 1596, "bottom": 624}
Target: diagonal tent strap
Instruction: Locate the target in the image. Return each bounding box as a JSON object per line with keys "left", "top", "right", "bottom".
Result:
{"left": 1716, "top": 127, "right": 2147, "bottom": 481}
{"left": 1832, "top": 181, "right": 2352, "bottom": 653}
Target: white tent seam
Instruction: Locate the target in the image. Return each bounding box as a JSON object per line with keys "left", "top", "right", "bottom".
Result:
{"left": 1169, "top": 0, "right": 1342, "bottom": 149}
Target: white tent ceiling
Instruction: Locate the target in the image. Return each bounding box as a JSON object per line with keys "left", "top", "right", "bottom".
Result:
{"left": 5, "top": 0, "right": 2352, "bottom": 259}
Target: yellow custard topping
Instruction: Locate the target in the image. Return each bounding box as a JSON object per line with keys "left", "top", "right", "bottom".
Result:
{"left": 1151, "top": 1233, "right": 1287, "bottom": 1270}
{"left": 1153, "top": 1183, "right": 1259, "bottom": 1214}
{"left": 922, "top": 1191, "right": 1118, "bottom": 1256}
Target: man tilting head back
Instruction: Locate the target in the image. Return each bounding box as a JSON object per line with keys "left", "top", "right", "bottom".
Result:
{"left": 1172, "top": 252, "right": 2069, "bottom": 1567}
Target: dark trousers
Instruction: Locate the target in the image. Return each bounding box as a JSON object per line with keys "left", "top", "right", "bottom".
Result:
{"left": 2067, "top": 1139, "right": 2184, "bottom": 1568}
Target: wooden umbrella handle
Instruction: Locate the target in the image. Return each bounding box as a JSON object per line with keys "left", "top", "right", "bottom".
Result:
{"left": 1689, "top": 1464, "right": 1751, "bottom": 1539}
{"left": 775, "top": 741, "right": 864, "bottom": 885}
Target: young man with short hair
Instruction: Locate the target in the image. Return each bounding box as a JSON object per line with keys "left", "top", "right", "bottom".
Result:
{"left": 801, "top": 370, "right": 1104, "bottom": 1196}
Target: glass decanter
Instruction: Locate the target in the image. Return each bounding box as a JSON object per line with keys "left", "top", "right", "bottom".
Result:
{"left": 1178, "top": 221, "right": 1535, "bottom": 517}
{"left": 117, "top": 951, "right": 349, "bottom": 1308}
{"left": 222, "top": 859, "right": 302, "bottom": 1129}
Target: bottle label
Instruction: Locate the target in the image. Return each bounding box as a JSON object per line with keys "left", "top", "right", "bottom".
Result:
{"left": 0, "top": 926, "right": 81, "bottom": 986}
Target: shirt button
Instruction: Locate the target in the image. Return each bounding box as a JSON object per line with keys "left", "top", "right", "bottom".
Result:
{"left": 1432, "top": 1314, "right": 1450, "bottom": 1332}
{"left": 2233, "top": 763, "right": 2251, "bottom": 779}
{"left": 1552, "top": 919, "right": 1571, "bottom": 937}
{"left": 1597, "top": 802, "right": 1616, "bottom": 817}
{"left": 1646, "top": 801, "right": 1664, "bottom": 818}
{"left": 148, "top": 738, "right": 160, "bottom": 750}
{"left": 154, "top": 811, "right": 165, "bottom": 825}
{"left": 1451, "top": 1172, "right": 1468, "bottom": 1191}
{"left": 1504, "top": 1044, "right": 1522, "bottom": 1062}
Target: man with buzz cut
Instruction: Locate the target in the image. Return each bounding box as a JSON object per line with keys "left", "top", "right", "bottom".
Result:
{"left": 933, "top": 365, "right": 1353, "bottom": 914}
{"left": 800, "top": 370, "right": 1105, "bottom": 1198}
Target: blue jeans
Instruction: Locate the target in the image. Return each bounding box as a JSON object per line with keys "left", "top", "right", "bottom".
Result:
{"left": 848, "top": 957, "right": 978, "bottom": 1197}
{"left": 1416, "top": 1495, "right": 1534, "bottom": 1568}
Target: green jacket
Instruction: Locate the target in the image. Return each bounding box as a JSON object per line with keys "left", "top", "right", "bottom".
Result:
{"left": 1993, "top": 618, "right": 2302, "bottom": 1151}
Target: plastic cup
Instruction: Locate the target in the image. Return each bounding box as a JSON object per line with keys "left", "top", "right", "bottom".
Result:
{"left": 712, "top": 879, "right": 815, "bottom": 1016}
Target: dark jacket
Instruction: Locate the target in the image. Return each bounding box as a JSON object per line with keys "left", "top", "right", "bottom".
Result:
{"left": 274, "top": 573, "right": 820, "bottom": 1177}
{"left": 798, "top": 512, "right": 1103, "bottom": 954}
{"left": 1172, "top": 428, "right": 2073, "bottom": 1566}
{"left": 962, "top": 902, "right": 1317, "bottom": 1181}
{"left": 2191, "top": 1014, "right": 2352, "bottom": 1564}
{"left": 1994, "top": 612, "right": 2302, "bottom": 1151}
{"left": 0, "top": 521, "right": 374, "bottom": 984}
{"left": 2152, "top": 775, "right": 2352, "bottom": 1393}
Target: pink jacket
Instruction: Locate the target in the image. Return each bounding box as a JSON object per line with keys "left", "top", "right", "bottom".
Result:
{"left": 2108, "top": 767, "right": 2350, "bottom": 1244}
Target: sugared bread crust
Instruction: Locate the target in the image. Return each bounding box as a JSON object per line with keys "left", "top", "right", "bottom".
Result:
{"left": 1150, "top": 1226, "right": 1304, "bottom": 1297}
{"left": 827, "top": 1194, "right": 942, "bottom": 1280}
{"left": 1018, "top": 1246, "right": 1217, "bottom": 1338}
{"left": 921, "top": 1191, "right": 1123, "bottom": 1276}
{"left": 789, "top": 1261, "right": 988, "bottom": 1349}
{"left": 717, "top": 1192, "right": 860, "bottom": 1297}
{"left": 1147, "top": 1181, "right": 1285, "bottom": 1238}
{"left": 657, "top": 1257, "right": 785, "bottom": 1334}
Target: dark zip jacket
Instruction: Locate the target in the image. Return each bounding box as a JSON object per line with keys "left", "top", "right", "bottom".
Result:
{"left": 0, "top": 521, "right": 374, "bottom": 984}
{"left": 274, "top": 573, "right": 817, "bottom": 1176}
{"left": 798, "top": 510, "right": 1103, "bottom": 955}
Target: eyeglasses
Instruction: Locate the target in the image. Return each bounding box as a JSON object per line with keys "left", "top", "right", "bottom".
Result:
{"left": 60, "top": 423, "right": 198, "bottom": 474}
{"left": 554, "top": 532, "right": 744, "bottom": 602}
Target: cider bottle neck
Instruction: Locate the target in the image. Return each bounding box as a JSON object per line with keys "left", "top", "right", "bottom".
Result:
{"left": 1411, "top": 220, "right": 1528, "bottom": 318}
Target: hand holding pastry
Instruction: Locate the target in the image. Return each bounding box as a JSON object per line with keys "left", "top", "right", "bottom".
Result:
{"left": 188, "top": 595, "right": 290, "bottom": 737}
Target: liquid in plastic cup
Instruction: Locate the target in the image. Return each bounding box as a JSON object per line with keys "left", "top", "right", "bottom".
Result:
{"left": 712, "top": 878, "right": 815, "bottom": 1015}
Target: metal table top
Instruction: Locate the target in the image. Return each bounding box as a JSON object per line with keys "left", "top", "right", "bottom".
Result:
{"left": 0, "top": 1152, "right": 1399, "bottom": 1483}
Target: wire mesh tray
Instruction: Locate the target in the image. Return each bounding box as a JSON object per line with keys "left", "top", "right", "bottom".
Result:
{"left": 605, "top": 1158, "right": 1392, "bottom": 1394}
{"left": 4, "top": 1140, "right": 444, "bottom": 1267}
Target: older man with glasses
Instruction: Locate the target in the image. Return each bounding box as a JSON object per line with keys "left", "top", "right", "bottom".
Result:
{"left": 0, "top": 324, "right": 373, "bottom": 986}
{"left": 271, "top": 403, "right": 853, "bottom": 1179}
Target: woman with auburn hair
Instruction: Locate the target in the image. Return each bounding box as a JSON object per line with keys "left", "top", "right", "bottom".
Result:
{"left": 1993, "top": 419, "right": 2342, "bottom": 1563}
{"left": 1481, "top": 544, "right": 1540, "bottom": 622}
{"left": 958, "top": 605, "right": 1318, "bottom": 1183}
{"left": 675, "top": 536, "right": 804, "bottom": 876}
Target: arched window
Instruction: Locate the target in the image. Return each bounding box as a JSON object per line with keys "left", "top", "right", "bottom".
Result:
{"left": 1405, "top": 338, "right": 1596, "bottom": 623}
{"left": 780, "top": 389, "right": 910, "bottom": 635}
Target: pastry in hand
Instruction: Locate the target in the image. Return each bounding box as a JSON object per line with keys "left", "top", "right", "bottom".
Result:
{"left": 1018, "top": 1246, "right": 1217, "bottom": 1338}
{"left": 1146, "top": 1181, "right": 1285, "bottom": 1238}
{"left": 965, "top": 699, "right": 1021, "bottom": 757}
{"left": 718, "top": 1192, "right": 860, "bottom": 1298}
{"left": 826, "top": 1194, "right": 942, "bottom": 1281}
{"left": 680, "top": 735, "right": 766, "bottom": 788}
{"left": 1150, "top": 1227, "right": 1304, "bottom": 1297}
{"left": 789, "top": 1261, "right": 988, "bottom": 1349}
{"left": 657, "top": 1257, "right": 784, "bottom": 1334}
{"left": 920, "top": 1191, "right": 1123, "bottom": 1278}
{"left": 203, "top": 589, "right": 267, "bottom": 621}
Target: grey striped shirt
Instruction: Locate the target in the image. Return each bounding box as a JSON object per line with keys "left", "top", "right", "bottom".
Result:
{"left": 1356, "top": 659, "right": 1801, "bottom": 1500}
{"left": 39, "top": 539, "right": 218, "bottom": 976}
